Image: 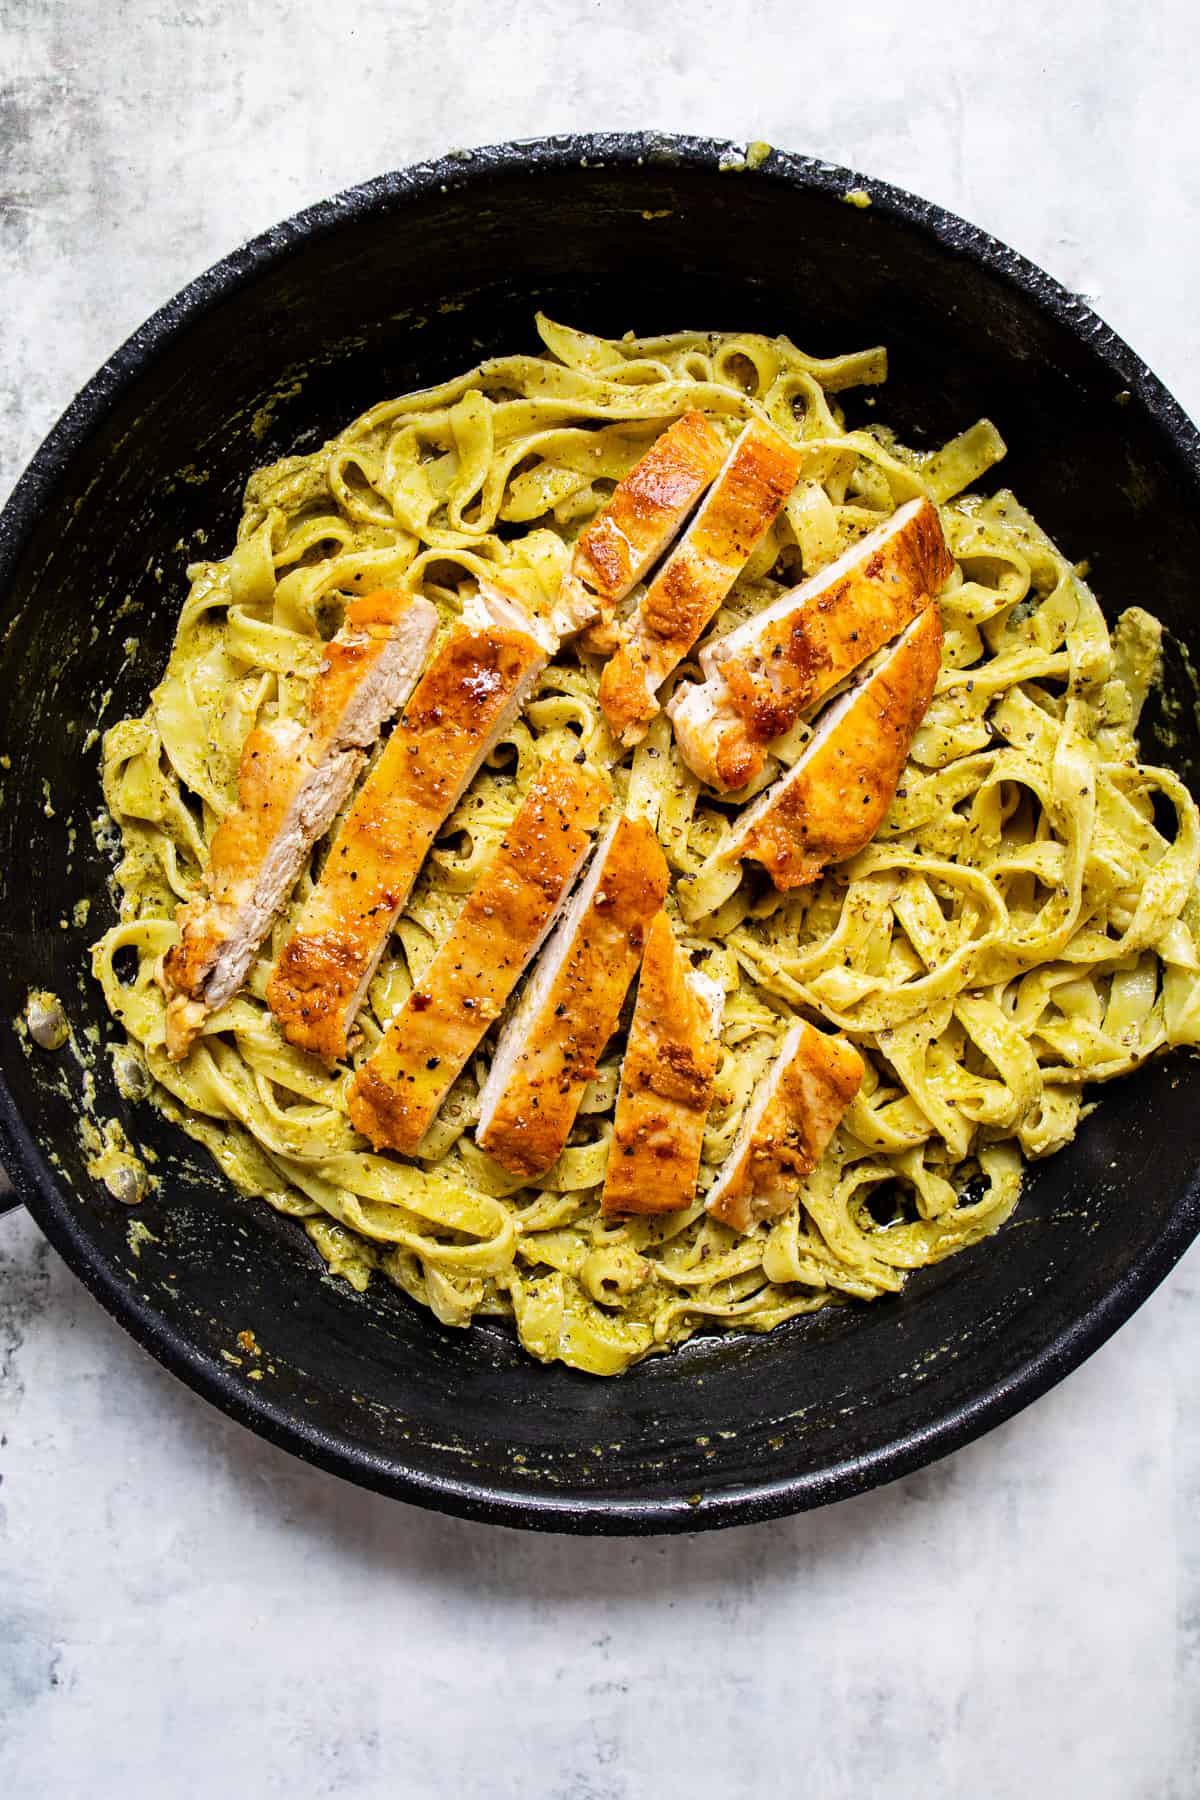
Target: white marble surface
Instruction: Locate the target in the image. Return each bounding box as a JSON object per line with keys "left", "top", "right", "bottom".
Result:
{"left": 2, "top": 2, "right": 1199, "bottom": 1793}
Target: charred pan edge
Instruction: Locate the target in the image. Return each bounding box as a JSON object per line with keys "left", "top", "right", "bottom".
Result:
{"left": 1, "top": 133, "right": 1200, "bottom": 1534}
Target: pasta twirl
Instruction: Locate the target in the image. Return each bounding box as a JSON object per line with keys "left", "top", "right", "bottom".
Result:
{"left": 92, "top": 316, "right": 1200, "bottom": 1375}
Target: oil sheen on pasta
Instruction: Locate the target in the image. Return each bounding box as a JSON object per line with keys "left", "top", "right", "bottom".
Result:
{"left": 92, "top": 317, "right": 1200, "bottom": 1375}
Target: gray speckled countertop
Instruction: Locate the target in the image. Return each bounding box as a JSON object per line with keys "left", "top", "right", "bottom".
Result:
{"left": 2, "top": 3, "right": 1199, "bottom": 1794}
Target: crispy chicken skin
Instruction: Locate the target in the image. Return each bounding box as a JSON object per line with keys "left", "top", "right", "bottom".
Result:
{"left": 726, "top": 604, "right": 943, "bottom": 890}
{"left": 705, "top": 1019, "right": 864, "bottom": 1233}
{"left": 346, "top": 759, "right": 609, "bottom": 1154}
{"left": 600, "top": 912, "right": 724, "bottom": 1216}
{"left": 561, "top": 411, "right": 726, "bottom": 646}
{"left": 598, "top": 419, "right": 804, "bottom": 746}
{"left": 268, "top": 590, "right": 548, "bottom": 1063}
{"left": 475, "top": 814, "right": 670, "bottom": 1179}
{"left": 160, "top": 590, "right": 437, "bottom": 1060}
{"left": 668, "top": 496, "right": 952, "bottom": 790}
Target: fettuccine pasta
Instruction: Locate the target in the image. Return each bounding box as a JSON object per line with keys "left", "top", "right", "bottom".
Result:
{"left": 92, "top": 316, "right": 1200, "bottom": 1374}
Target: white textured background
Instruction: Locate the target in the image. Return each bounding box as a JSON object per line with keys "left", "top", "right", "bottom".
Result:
{"left": 2, "top": 3, "right": 1199, "bottom": 1794}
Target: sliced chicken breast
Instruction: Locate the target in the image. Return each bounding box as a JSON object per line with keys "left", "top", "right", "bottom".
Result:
{"left": 559, "top": 410, "right": 727, "bottom": 645}
{"left": 705, "top": 1019, "right": 864, "bottom": 1233}
{"left": 347, "top": 758, "right": 610, "bottom": 1154}
{"left": 598, "top": 419, "right": 804, "bottom": 746}
{"left": 160, "top": 589, "right": 437, "bottom": 1059}
{"left": 475, "top": 814, "right": 670, "bottom": 1179}
{"left": 668, "top": 495, "right": 953, "bottom": 790}
{"left": 600, "top": 912, "right": 724, "bottom": 1216}
{"left": 725, "top": 604, "right": 943, "bottom": 890}
{"left": 268, "top": 588, "right": 549, "bottom": 1063}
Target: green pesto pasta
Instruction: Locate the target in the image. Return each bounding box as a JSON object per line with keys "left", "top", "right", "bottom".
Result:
{"left": 92, "top": 315, "right": 1200, "bottom": 1375}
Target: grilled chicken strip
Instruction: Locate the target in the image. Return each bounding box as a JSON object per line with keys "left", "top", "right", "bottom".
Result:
{"left": 347, "top": 758, "right": 609, "bottom": 1154}
{"left": 705, "top": 1019, "right": 864, "bottom": 1233}
{"left": 475, "top": 814, "right": 669, "bottom": 1179}
{"left": 268, "top": 588, "right": 549, "bottom": 1062}
{"left": 668, "top": 495, "right": 952, "bottom": 790}
{"left": 559, "top": 410, "right": 727, "bottom": 646}
{"left": 725, "top": 604, "right": 943, "bottom": 890}
{"left": 598, "top": 418, "right": 804, "bottom": 746}
{"left": 600, "top": 912, "right": 724, "bottom": 1216}
{"left": 160, "top": 589, "right": 437, "bottom": 1060}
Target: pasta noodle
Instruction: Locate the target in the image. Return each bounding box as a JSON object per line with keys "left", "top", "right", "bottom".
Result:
{"left": 92, "top": 315, "right": 1200, "bottom": 1375}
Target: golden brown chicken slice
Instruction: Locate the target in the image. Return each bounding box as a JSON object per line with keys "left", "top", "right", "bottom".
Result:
{"left": 668, "top": 495, "right": 953, "bottom": 790}
{"left": 475, "top": 814, "right": 670, "bottom": 1179}
{"left": 598, "top": 419, "right": 804, "bottom": 746}
{"left": 558, "top": 410, "right": 727, "bottom": 644}
{"left": 160, "top": 589, "right": 438, "bottom": 1060}
{"left": 600, "top": 912, "right": 724, "bottom": 1216}
{"left": 725, "top": 604, "right": 943, "bottom": 890}
{"left": 346, "top": 758, "right": 609, "bottom": 1154}
{"left": 267, "top": 588, "right": 549, "bottom": 1063}
{"left": 705, "top": 1019, "right": 864, "bottom": 1233}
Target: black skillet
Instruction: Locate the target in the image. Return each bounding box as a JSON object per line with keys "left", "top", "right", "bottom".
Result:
{"left": 2, "top": 134, "right": 1198, "bottom": 1534}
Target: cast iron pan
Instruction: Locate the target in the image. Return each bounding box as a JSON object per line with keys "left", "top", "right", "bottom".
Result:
{"left": 2, "top": 134, "right": 1198, "bottom": 1534}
